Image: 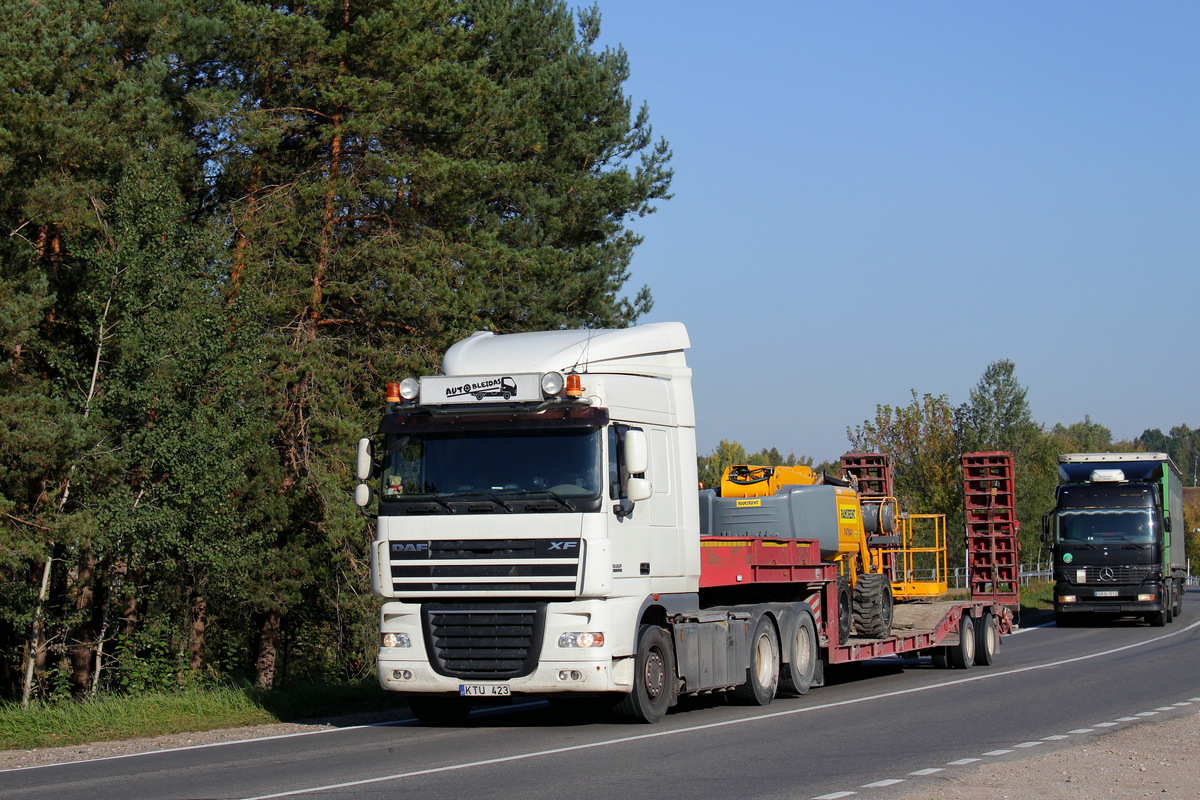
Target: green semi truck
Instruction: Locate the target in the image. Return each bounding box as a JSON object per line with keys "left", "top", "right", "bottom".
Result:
{"left": 1045, "top": 452, "right": 1186, "bottom": 627}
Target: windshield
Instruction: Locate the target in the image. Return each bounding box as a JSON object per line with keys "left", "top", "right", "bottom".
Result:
{"left": 1056, "top": 508, "right": 1156, "bottom": 544}
{"left": 381, "top": 427, "right": 603, "bottom": 504}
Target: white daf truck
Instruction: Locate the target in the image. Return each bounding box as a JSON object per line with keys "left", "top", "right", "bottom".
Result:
{"left": 354, "top": 323, "right": 1010, "bottom": 724}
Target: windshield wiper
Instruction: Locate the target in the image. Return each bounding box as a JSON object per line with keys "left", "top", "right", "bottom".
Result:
{"left": 542, "top": 490, "right": 577, "bottom": 512}
{"left": 480, "top": 493, "right": 514, "bottom": 512}
{"left": 497, "top": 490, "right": 577, "bottom": 512}
{"left": 424, "top": 495, "right": 457, "bottom": 514}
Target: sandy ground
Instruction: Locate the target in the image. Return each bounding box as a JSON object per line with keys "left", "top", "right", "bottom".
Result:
{"left": 891, "top": 708, "right": 1200, "bottom": 799}
{"left": 4, "top": 706, "right": 1199, "bottom": 799}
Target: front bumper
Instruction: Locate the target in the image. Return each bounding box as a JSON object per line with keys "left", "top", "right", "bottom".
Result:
{"left": 376, "top": 597, "right": 634, "bottom": 696}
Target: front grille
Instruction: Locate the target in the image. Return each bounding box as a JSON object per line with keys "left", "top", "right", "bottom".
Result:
{"left": 423, "top": 603, "right": 546, "bottom": 679}
{"left": 1060, "top": 565, "right": 1153, "bottom": 585}
{"left": 388, "top": 538, "right": 582, "bottom": 598}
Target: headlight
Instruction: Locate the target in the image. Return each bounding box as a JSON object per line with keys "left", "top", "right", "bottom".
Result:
{"left": 382, "top": 632, "right": 412, "bottom": 648}
{"left": 559, "top": 632, "right": 605, "bottom": 648}
{"left": 398, "top": 377, "right": 420, "bottom": 401}
{"left": 541, "top": 371, "right": 565, "bottom": 396}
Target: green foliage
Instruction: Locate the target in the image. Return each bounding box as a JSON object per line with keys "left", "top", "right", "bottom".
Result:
{"left": 1, "top": 0, "right": 670, "bottom": 701}
{"left": 1137, "top": 425, "right": 1200, "bottom": 486}
{"left": 849, "top": 390, "right": 961, "bottom": 519}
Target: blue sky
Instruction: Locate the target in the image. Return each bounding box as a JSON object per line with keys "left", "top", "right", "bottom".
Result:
{"left": 587, "top": 2, "right": 1200, "bottom": 463}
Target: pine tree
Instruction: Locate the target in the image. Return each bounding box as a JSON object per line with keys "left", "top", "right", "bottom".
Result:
{"left": 208, "top": 0, "right": 672, "bottom": 686}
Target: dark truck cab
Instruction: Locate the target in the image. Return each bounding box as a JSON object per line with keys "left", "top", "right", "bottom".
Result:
{"left": 1044, "top": 453, "right": 1185, "bottom": 627}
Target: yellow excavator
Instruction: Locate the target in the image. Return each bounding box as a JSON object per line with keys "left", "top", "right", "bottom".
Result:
{"left": 704, "top": 463, "right": 947, "bottom": 639}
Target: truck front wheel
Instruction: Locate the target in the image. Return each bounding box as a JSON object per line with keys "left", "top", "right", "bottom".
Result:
{"left": 613, "top": 625, "right": 675, "bottom": 724}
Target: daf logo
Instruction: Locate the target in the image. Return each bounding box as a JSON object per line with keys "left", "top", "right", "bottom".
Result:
{"left": 1100, "top": 567, "right": 1115, "bottom": 582}
{"left": 392, "top": 542, "right": 429, "bottom": 553}
{"left": 548, "top": 541, "right": 578, "bottom": 551}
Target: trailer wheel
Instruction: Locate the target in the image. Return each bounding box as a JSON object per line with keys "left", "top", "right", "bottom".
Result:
{"left": 613, "top": 625, "right": 675, "bottom": 723}
{"left": 930, "top": 647, "right": 950, "bottom": 669}
{"left": 948, "top": 615, "right": 975, "bottom": 669}
{"left": 974, "top": 611, "right": 999, "bottom": 666}
{"left": 1173, "top": 581, "right": 1184, "bottom": 617}
{"left": 779, "top": 611, "right": 817, "bottom": 695}
{"left": 407, "top": 696, "right": 473, "bottom": 726}
{"left": 836, "top": 577, "right": 852, "bottom": 644}
{"left": 852, "top": 573, "right": 894, "bottom": 639}
{"left": 734, "top": 615, "right": 780, "bottom": 706}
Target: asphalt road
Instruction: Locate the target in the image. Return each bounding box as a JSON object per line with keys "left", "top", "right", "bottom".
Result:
{"left": 4, "top": 590, "right": 1199, "bottom": 800}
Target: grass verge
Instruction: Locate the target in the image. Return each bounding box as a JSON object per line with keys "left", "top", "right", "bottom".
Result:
{"left": 0, "top": 681, "right": 408, "bottom": 753}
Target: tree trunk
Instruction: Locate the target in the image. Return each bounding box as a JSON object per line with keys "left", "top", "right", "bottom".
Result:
{"left": 186, "top": 588, "right": 207, "bottom": 675}
{"left": 20, "top": 545, "right": 55, "bottom": 708}
{"left": 255, "top": 610, "right": 282, "bottom": 689}
{"left": 70, "top": 554, "right": 98, "bottom": 698}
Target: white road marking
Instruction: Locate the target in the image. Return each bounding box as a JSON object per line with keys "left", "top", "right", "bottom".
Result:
{"left": 983, "top": 749, "right": 1013, "bottom": 756}
{"left": 862, "top": 779, "right": 904, "bottom": 788}
{"left": 909, "top": 768, "right": 943, "bottom": 776}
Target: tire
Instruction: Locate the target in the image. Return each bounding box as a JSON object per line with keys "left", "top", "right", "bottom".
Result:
{"left": 948, "top": 615, "right": 975, "bottom": 669}
{"left": 779, "top": 611, "right": 818, "bottom": 696}
{"left": 1055, "top": 610, "right": 1075, "bottom": 628}
{"left": 836, "top": 576, "right": 852, "bottom": 644}
{"left": 734, "top": 615, "right": 780, "bottom": 706}
{"left": 974, "top": 611, "right": 999, "bottom": 666}
{"left": 613, "top": 625, "right": 675, "bottom": 723}
{"left": 852, "top": 573, "right": 894, "bottom": 639}
{"left": 407, "top": 695, "right": 473, "bottom": 726}
{"left": 1173, "top": 581, "right": 1184, "bottom": 617}
{"left": 1146, "top": 610, "right": 1166, "bottom": 627}
{"left": 930, "top": 647, "right": 950, "bottom": 669}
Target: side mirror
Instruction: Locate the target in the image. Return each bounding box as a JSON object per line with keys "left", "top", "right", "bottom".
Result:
{"left": 354, "top": 482, "right": 373, "bottom": 508}
{"left": 626, "top": 477, "right": 653, "bottom": 503}
{"left": 1041, "top": 513, "right": 1050, "bottom": 544}
{"left": 356, "top": 438, "right": 374, "bottom": 481}
{"left": 624, "top": 429, "right": 648, "bottom": 475}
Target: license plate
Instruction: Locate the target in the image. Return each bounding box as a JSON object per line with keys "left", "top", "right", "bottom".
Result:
{"left": 1093, "top": 590, "right": 1119, "bottom": 597}
{"left": 460, "top": 683, "right": 511, "bottom": 697}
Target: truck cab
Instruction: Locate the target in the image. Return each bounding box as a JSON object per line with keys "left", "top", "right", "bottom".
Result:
{"left": 1046, "top": 454, "right": 1185, "bottom": 627}
{"left": 356, "top": 323, "right": 699, "bottom": 722}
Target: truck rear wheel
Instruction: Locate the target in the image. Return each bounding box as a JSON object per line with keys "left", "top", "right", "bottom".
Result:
{"left": 407, "top": 695, "right": 473, "bottom": 726}
{"left": 734, "top": 615, "right": 780, "bottom": 706}
{"left": 974, "top": 611, "right": 999, "bottom": 666}
{"left": 852, "top": 573, "right": 893, "bottom": 639}
{"left": 948, "top": 615, "right": 975, "bottom": 669}
{"left": 779, "top": 611, "right": 817, "bottom": 695}
{"left": 613, "top": 624, "right": 675, "bottom": 724}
